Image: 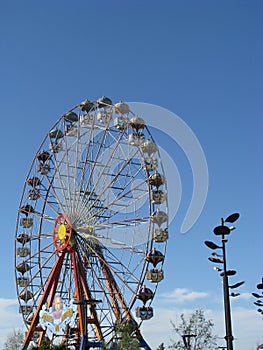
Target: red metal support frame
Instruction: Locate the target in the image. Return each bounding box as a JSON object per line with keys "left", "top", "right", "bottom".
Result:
{"left": 71, "top": 250, "right": 85, "bottom": 337}
{"left": 21, "top": 253, "right": 65, "bottom": 350}
{"left": 76, "top": 251, "right": 103, "bottom": 340}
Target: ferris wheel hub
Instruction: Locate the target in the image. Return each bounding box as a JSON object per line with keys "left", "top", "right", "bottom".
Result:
{"left": 53, "top": 214, "right": 73, "bottom": 251}
{"left": 58, "top": 224, "right": 66, "bottom": 240}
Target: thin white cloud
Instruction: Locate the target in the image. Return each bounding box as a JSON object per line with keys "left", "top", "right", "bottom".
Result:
{"left": 0, "top": 298, "right": 24, "bottom": 349}
{"left": 141, "top": 305, "right": 263, "bottom": 350}
{"left": 236, "top": 292, "right": 252, "bottom": 300}
{"left": 160, "top": 287, "right": 209, "bottom": 303}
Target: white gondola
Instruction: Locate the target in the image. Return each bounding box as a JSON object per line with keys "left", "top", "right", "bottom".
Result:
{"left": 141, "top": 140, "right": 158, "bottom": 156}
{"left": 130, "top": 115, "right": 145, "bottom": 130}
{"left": 19, "top": 305, "right": 33, "bottom": 314}
{"left": 49, "top": 141, "right": 62, "bottom": 153}
{"left": 17, "top": 247, "right": 30, "bottom": 257}
{"left": 114, "top": 116, "right": 128, "bottom": 130}
{"left": 114, "top": 101, "right": 130, "bottom": 115}
{"left": 37, "top": 163, "right": 50, "bottom": 175}
{"left": 141, "top": 157, "right": 158, "bottom": 171}
{"left": 150, "top": 209, "right": 168, "bottom": 227}
{"left": 150, "top": 190, "right": 167, "bottom": 204}
{"left": 153, "top": 228, "right": 169, "bottom": 242}
{"left": 17, "top": 276, "right": 29, "bottom": 287}
{"left": 65, "top": 124, "right": 78, "bottom": 136}
{"left": 146, "top": 269, "right": 164, "bottom": 283}
{"left": 135, "top": 306, "right": 153, "bottom": 320}
{"left": 97, "top": 111, "right": 112, "bottom": 124}
{"left": 128, "top": 132, "right": 145, "bottom": 146}
{"left": 80, "top": 113, "right": 94, "bottom": 127}
{"left": 20, "top": 218, "right": 33, "bottom": 228}
{"left": 28, "top": 189, "right": 40, "bottom": 200}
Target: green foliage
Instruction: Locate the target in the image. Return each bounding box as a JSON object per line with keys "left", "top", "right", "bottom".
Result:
{"left": 3, "top": 329, "right": 24, "bottom": 350}
{"left": 117, "top": 330, "right": 140, "bottom": 350}
{"left": 169, "top": 309, "right": 218, "bottom": 350}
{"left": 114, "top": 322, "right": 140, "bottom": 350}
{"left": 30, "top": 341, "right": 50, "bottom": 350}
{"left": 30, "top": 342, "right": 67, "bottom": 350}
{"left": 52, "top": 345, "right": 67, "bottom": 350}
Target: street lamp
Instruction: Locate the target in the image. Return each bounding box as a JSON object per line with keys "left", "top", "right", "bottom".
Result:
{"left": 252, "top": 278, "right": 263, "bottom": 317}
{"left": 208, "top": 256, "right": 224, "bottom": 264}
{"left": 214, "top": 267, "right": 223, "bottom": 272}
{"left": 204, "top": 212, "right": 244, "bottom": 350}
{"left": 229, "top": 281, "right": 245, "bottom": 289}
{"left": 252, "top": 292, "right": 263, "bottom": 299}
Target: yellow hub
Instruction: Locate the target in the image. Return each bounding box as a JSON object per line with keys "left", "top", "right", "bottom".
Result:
{"left": 58, "top": 224, "right": 66, "bottom": 240}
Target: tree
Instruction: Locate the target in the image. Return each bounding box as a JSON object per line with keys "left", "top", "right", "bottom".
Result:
{"left": 114, "top": 321, "right": 140, "bottom": 350}
{"left": 30, "top": 342, "right": 67, "bottom": 350}
{"left": 117, "top": 330, "right": 140, "bottom": 350}
{"left": 156, "top": 343, "right": 165, "bottom": 350}
{"left": 3, "top": 329, "right": 24, "bottom": 350}
{"left": 169, "top": 309, "right": 218, "bottom": 350}
{"left": 30, "top": 341, "right": 51, "bottom": 350}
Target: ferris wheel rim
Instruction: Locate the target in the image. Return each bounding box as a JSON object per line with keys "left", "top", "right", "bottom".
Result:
{"left": 15, "top": 97, "right": 168, "bottom": 348}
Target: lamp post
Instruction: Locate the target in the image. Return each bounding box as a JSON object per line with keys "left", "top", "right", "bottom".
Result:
{"left": 204, "top": 213, "right": 244, "bottom": 350}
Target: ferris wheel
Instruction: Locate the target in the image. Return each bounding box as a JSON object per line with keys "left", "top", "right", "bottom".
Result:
{"left": 15, "top": 97, "right": 169, "bottom": 349}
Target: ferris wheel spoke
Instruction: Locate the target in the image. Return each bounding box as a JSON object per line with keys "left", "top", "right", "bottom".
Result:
{"left": 73, "top": 124, "right": 120, "bottom": 217}
{"left": 29, "top": 240, "right": 55, "bottom": 261}
{"left": 26, "top": 183, "right": 61, "bottom": 219}
{"left": 96, "top": 216, "right": 149, "bottom": 228}
{"left": 74, "top": 183, "right": 149, "bottom": 236}
{"left": 68, "top": 125, "right": 82, "bottom": 217}
{"left": 78, "top": 125, "right": 110, "bottom": 204}
{"left": 31, "top": 150, "right": 69, "bottom": 215}
{"left": 96, "top": 247, "right": 134, "bottom": 319}
{"left": 79, "top": 178, "right": 148, "bottom": 227}
{"left": 76, "top": 234, "right": 140, "bottom": 292}
{"left": 104, "top": 256, "right": 141, "bottom": 289}
{"left": 76, "top": 120, "right": 97, "bottom": 188}
{"left": 80, "top": 131, "right": 136, "bottom": 205}
{"left": 75, "top": 132, "right": 141, "bottom": 227}
{"left": 97, "top": 247, "right": 138, "bottom": 296}
{"left": 88, "top": 151, "right": 142, "bottom": 212}
{"left": 62, "top": 135, "right": 80, "bottom": 216}
{"left": 86, "top": 261, "right": 120, "bottom": 325}
{"left": 27, "top": 250, "right": 58, "bottom": 290}
{"left": 49, "top": 153, "right": 73, "bottom": 215}
{"left": 82, "top": 246, "right": 126, "bottom": 322}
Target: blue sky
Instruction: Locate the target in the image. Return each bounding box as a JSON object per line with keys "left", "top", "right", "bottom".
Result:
{"left": 0, "top": 1, "right": 262, "bottom": 349}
